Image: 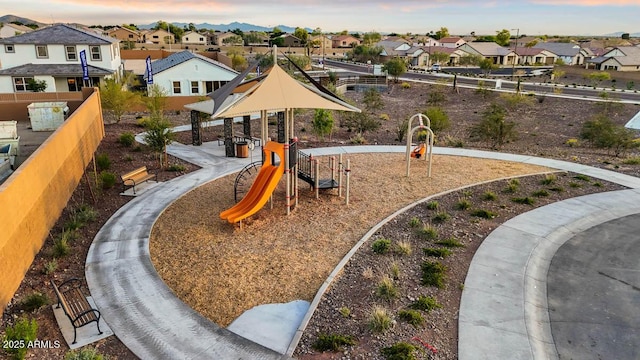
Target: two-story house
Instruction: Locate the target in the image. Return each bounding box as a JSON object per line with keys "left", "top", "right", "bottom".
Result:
{"left": 0, "top": 24, "right": 123, "bottom": 93}
{"left": 105, "top": 26, "right": 143, "bottom": 44}
{"left": 331, "top": 35, "right": 361, "bottom": 48}
{"left": 439, "top": 36, "right": 466, "bottom": 48}
{"left": 144, "top": 50, "right": 238, "bottom": 96}
{"left": 182, "top": 31, "right": 207, "bottom": 46}
{"left": 143, "top": 29, "right": 174, "bottom": 45}
{"left": 0, "top": 23, "right": 34, "bottom": 39}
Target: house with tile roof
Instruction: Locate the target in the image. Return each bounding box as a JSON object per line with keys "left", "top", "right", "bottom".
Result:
{"left": 424, "top": 46, "right": 470, "bottom": 66}
{"left": 588, "top": 46, "right": 640, "bottom": 72}
{"left": 331, "top": 35, "right": 360, "bottom": 48}
{"left": 143, "top": 29, "right": 174, "bottom": 45}
{"left": 439, "top": 36, "right": 466, "bottom": 49}
{"left": 105, "top": 26, "right": 143, "bottom": 44}
{"left": 512, "top": 47, "right": 556, "bottom": 65}
{"left": 143, "top": 50, "right": 238, "bottom": 96}
{"left": 458, "top": 42, "right": 515, "bottom": 65}
{"left": 532, "top": 42, "right": 590, "bottom": 65}
{"left": 0, "top": 23, "right": 34, "bottom": 39}
{"left": 0, "top": 23, "right": 122, "bottom": 93}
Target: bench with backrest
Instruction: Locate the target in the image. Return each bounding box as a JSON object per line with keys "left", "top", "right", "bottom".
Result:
{"left": 121, "top": 166, "right": 157, "bottom": 194}
{"left": 50, "top": 278, "right": 103, "bottom": 344}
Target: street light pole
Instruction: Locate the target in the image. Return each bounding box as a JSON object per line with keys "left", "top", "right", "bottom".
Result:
{"left": 511, "top": 28, "right": 519, "bottom": 81}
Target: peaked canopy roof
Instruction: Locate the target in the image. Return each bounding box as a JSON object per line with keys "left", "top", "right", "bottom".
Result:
{"left": 211, "top": 62, "right": 360, "bottom": 119}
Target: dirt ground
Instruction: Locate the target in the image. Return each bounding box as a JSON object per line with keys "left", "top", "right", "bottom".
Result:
{"left": 3, "top": 76, "right": 640, "bottom": 359}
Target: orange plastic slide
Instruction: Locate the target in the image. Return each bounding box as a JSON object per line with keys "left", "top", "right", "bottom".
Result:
{"left": 220, "top": 141, "right": 285, "bottom": 223}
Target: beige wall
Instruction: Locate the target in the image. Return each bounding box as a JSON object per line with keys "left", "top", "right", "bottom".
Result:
{"left": 0, "top": 88, "right": 105, "bottom": 311}
{"left": 0, "top": 92, "right": 84, "bottom": 122}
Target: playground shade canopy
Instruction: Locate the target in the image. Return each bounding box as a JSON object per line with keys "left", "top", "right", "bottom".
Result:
{"left": 212, "top": 64, "right": 360, "bottom": 119}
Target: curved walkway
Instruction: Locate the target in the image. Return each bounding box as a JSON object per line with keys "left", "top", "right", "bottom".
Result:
{"left": 86, "top": 144, "right": 640, "bottom": 359}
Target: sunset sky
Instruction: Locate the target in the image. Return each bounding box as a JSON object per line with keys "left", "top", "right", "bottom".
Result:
{"left": 3, "top": 0, "right": 638, "bottom": 36}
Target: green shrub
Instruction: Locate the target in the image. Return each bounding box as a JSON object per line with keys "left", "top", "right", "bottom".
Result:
{"left": 623, "top": 156, "right": 640, "bottom": 165}
{"left": 52, "top": 232, "right": 71, "bottom": 258}
{"left": 118, "top": 132, "right": 136, "bottom": 147}
{"left": 421, "top": 261, "right": 447, "bottom": 288}
{"left": 593, "top": 181, "right": 603, "bottom": 187}
{"left": 42, "top": 260, "right": 58, "bottom": 275}
{"left": 432, "top": 211, "right": 450, "bottom": 223}
{"left": 408, "top": 217, "right": 421, "bottom": 228}
{"left": 532, "top": 189, "right": 549, "bottom": 197}
{"left": 398, "top": 309, "right": 424, "bottom": 327}
{"left": 368, "top": 306, "right": 393, "bottom": 333}
{"left": 470, "top": 209, "right": 497, "bottom": 219}
{"left": 312, "top": 333, "right": 356, "bottom": 352}
{"left": 372, "top": 238, "right": 392, "bottom": 254}
{"left": 435, "top": 238, "right": 464, "bottom": 248}
{"left": 95, "top": 153, "right": 111, "bottom": 171}
{"left": 469, "top": 103, "right": 517, "bottom": 149}
{"left": 569, "top": 182, "right": 582, "bottom": 188}
{"left": 20, "top": 292, "right": 49, "bottom": 312}
{"left": 573, "top": 174, "right": 591, "bottom": 182}
{"left": 99, "top": 171, "right": 117, "bottom": 189}
{"left": 2, "top": 317, "right": 37, "bottom": 360}
{"left": 401, "top": 82, "right": 411, "bottom": 89}
{"left": 410, "top": 295, "right": 442, "bottom": 312}
{"left": 423, "top": 107, "right": 450, "bottom": 132}
{"left": 503, "top": 178, "right": 520, "bottom": 193}
{"left": 376, "top": 275, "right": 398, "bottom": 301}
{"left": 338, "top": 306, "right": 351, "bottom": 318}
{"left": 512, "top": 197, "right": 535, "bottom": 205}
{"left": 73, "top": 204, "right": 98, "bottom": 224}
{"left": 482, "top": 191, "right": 497, "bottom": 201}
{"left": 580, "top": 114, "right": 638, "bottom": 156}
{"left": 417, "top": 224, "right": 438, "bottom": 240}
{"left": 64, "top": 347, "right": 106, "bottom": 360}
{"left": 381, "top": 342, "right": 418, "bottom": 360}
{"left": 540, "top": 174, "right": 557, "bottom": 185}
{"left": 549, "top": 186, "right": 565, "bottom": 192}
{"left": 455, "top": 198, "right": 472, "bottom": 210}
{"left": 426, "top": 201, "right": 439, "bottom": 210}
{"left": 167, "top": 164, "right": 186, "bottom": 172}
{"left": 423, "top": 247, "right": 452, "bottom": 258}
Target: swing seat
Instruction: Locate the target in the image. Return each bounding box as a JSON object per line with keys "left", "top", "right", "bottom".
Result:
{"left": 411, "top": 144, "right": 426, "bottom": 159}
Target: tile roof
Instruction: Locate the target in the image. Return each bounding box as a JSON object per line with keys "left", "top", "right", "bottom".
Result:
{"left": 0, "top": 23, "right": 117, "bottom": 45}
{"left": 439, "top": 37, "right": 463, "bottom": 43}
{"left": 465, "top": 42, "right": 511, "bottom": 56}
{"left": 0, "top": 63, "right": 113, "bottom": 76}
{"left": 148, "top": 50, "right": 236, "bottom": 76}
{"left": 532, "top": 42, "right": 581, "bottom": 57}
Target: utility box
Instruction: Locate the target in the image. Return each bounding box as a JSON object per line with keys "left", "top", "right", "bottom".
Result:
{"left": 28, "top": 102, "right": 69, "bottom": 131}
{"left": 0, "top": 120, "right": 20, "bottom": 166}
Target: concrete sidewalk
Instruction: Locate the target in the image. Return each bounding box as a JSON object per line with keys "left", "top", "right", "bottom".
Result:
{"left": 85, "top": 143, "right": 640, "bottom": 359}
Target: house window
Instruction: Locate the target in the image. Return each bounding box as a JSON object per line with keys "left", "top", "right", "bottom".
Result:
{"left": 173, "top": 81, "right": 181, "bottom": 94}
{"left": 65, "top": 45, "right": 77, "bottom": 61}
{"left": 90, "top": 46, "right": 101, "bottom": 61}
{"left": 13, "top": 77, "right": 34, "bottom": 92}
{"left": 128, "top": 34, "right": 134, "bottom": 39}
{"left": 191, "top": 81, "right": 199, "bottom": 94}
{"left": 35, "top": 45, "right": 48, "bottom": 58}
{"left": 67, "top": 77, "right": 99, "bottom": 91}
{"left": 4, "top": 44, "right": 14, "bottom": 53}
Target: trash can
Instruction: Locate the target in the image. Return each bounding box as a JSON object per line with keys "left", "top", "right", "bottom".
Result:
{"left": 236, "top": 141, "right": 249, "bottom": 158}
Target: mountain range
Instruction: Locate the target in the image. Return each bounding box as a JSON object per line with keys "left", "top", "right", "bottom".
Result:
{"left": 1, "top": 14, "right": 638, "bottom": 37}
{"left": 138, "top": 21, "right": 307, "bottom": 33}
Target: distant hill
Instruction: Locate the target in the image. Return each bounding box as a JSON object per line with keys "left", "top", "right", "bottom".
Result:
{"left": 0, "top": 14, "right": 46, "bottom": 28}
{"left": 138, "top": 21, "right": 307, "bottom": 33}
{"left": 603, "top": 31, "right": 640, "bottom": 38}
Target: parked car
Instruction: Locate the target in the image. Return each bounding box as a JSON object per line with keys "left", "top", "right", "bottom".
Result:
{"left": 431, "top": 64, "right": 441, "bottom": 71}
